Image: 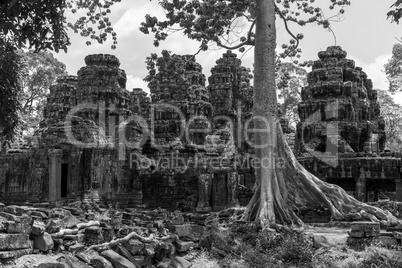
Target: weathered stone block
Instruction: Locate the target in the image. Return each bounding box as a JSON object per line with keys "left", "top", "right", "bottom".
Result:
{"left": 0, "top": 248, "right": 32, "bottom": 260}
{"left": 14, "top": 255, "right": 64, "bottom": 268}
{"left": 33, "top": 232, "right": 54, "bottom": 252}
{"left": 100, "top": 249, "right": 137, "bottom": 268}
{"left": 0, "top": 234, "right": 31, "bottom": 250}
{"left": 123, "top": 238, "right": 144, "bottom": 255}
{"left": 175, "top": 240, "right": 196, "bottom": 253}
{"left": 31, "top": 220, "right": 46, "bottom": 235}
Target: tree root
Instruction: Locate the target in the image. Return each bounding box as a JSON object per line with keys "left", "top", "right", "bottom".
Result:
{"left": 87, "top": 231, "right": 178, "bottom": 252}
{"left": 242, "top": 122, "right": 401, "bottom": 227}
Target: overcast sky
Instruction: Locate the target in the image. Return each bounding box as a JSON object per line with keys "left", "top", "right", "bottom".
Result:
{"left": 51, "top": 0, "right": 402, "bottom": 103}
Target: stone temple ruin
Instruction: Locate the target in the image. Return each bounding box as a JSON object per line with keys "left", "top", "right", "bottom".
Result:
{"left": 0, "top": 46, "right": 401, "bottom": 212}
{"left": 295, "top": 46, "right": 402, "bottom": 202}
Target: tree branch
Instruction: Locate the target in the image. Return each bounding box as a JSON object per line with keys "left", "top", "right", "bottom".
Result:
{"left": 216, "top": 19, "right": 255, "bottom": 50}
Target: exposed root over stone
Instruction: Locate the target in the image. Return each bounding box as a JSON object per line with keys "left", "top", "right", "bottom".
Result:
{"left": 242, "top": 123, "right": 401, "bottom": 227}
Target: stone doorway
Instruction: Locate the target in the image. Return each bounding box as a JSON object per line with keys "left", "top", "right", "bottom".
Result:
{"left": 212, "top": 173, "right": 228, "bottom": 211}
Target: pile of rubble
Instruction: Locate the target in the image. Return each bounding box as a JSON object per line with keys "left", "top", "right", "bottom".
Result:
{"left": 347, "top": 221, "right": 402, "bottom": 250}
{"left": 0, "top": 202, "right": 207, "bottom": 268}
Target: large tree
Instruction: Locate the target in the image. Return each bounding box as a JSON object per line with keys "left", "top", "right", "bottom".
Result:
{"left": 0, "top": 0, "right": 121, "bottom": 142}
{"left": 141, "top": 0, "right": 401, "bottom": 226}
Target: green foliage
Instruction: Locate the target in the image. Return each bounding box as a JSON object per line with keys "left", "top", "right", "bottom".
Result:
{"left": 385, "top": 43, "right": 402, "bottom": 93}
{"left": 192, "top": 250, "right": 221, "bottom": 268}
{"left": 0, "top": 0, "right": 121, "bottom": 52}
{"left": 0, "top": 43, "right": 23, "bottom": 145}
{"left": 140, "top": 0, "right": 350, "bottom": 62}
{"left": 276, "top": 62, "right": 307, "bottom": 125}
{"left": 19, "top": 50, "right": 67, "bottom": 137}
{"left": 387, "top": 0, "right": 402, "bottom": 24}
{"left": 199, "top": 222, "right": 314, "bottom": 268}
{"left": 377, "top": 89, "right": 402, "bottom": 151}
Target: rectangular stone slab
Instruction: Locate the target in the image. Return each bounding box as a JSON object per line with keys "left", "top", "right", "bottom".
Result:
{"left": 0, "top": 234, "right": 31, "bottom": 250}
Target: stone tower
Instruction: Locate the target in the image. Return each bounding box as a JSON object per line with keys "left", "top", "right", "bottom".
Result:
{"left": 295, "top": 46, "right": 401, "bottom": 202}
{"left": 149, "top": 54, "right": 212, "bottom": 146}
{"left": 208, "top": 50, "right": 253, "bottom": 150}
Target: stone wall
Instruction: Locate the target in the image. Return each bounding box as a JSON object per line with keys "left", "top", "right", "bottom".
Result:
{"left": 0, "top": 150, "right": 48, "bottom": 204}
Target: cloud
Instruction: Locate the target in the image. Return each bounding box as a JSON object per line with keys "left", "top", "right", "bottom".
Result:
{"left": 126, "top": 75, "right": 150, "bottom": 95}
{"left": 349, "top": 54, "right": 391, "bottom": 92}
{"left": 113, "top": 3, "right": 165, "bottom": 39}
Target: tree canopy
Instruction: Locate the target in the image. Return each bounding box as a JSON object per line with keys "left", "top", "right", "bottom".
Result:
{"left": 0, "top": 0, "right": 121, "bottom": 52}
{"left": 19, "top": 50, "right": 67, "bottom": 137}
{"left": 0, "top": 0, "right": 122, "bottom": 142}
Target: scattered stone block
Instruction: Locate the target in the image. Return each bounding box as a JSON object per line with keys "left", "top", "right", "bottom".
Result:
{"left": 123, "top": 238, "right": 144, "bottom": 255}
{"left": 116, "top": 245, "right": 141, "bottom": 267}
{"left": 175, "top": 240, "right": 196, "bottom": 253}
{"left": 33, "top": 232, "right": 54, "bottom": 252}
{"left": 169, "top": 256, "right": 191, "bottom": 268}
{"left": 0, "top": 248, "right": 32, "bottom": 260}
{"left": 31, "top": 220, "right": 46, "bottom": 235}
{"left": 14, "top": 254, "right": 64, "bottom": 268}
{"left": 58, "top": 255, "right": 92, "bottom": 268}
{"left": 101, "top": 249, "right": 137, "bottom": 268}
{"left": 68, "top": 242, "right": 85, "bottom": 253}
{"left": 0, "top": 234, "right": 31, "bottom": 250}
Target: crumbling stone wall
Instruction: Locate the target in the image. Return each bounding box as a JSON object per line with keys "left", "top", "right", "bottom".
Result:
{"left": 0, "top": 150, "right": 48, "bottom": 204}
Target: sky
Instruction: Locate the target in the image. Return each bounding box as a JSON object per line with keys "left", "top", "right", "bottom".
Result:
{"left": 51, "top": 0, "right": 402, "bottom": 103}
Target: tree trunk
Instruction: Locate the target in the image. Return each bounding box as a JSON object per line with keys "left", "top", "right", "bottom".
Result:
{"left": 242, "top": 0, "right": 400, "bottom": 226}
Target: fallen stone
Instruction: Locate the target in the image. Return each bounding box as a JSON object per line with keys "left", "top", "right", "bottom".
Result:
{"left": 101, "top": 249, "right": 137, "bottom": 268}
{"left": 56, "top": 254, "right": 92, "bottom": 268}
{"left": 14, "top": 254, "right": 64, "bottom": 268}
{"left": 68, "top": 242, "right": 85, "bottom": 253}
{"left": 33, "top": 232, "right": 54, "bottom": 252}
{"left": 0, "top": 212, "right": 27, "bottom": 223}
{"left": 169, "top": 256, "right": 191, "bottom": 268}
{"left": 4, "top": 205, "right": 30, "bottom": 216}
{"left": 30, "top": 210, "right": 48, "bottom": 220}
{"left": 0, "top": 234, "right": 31, "bottom": 250}
{"left": 143, "top": 243, "right": 155, "bottom": 257}
{"left": 85, "top": 225, "right": 101, "bottom": 234}
{"left": 64, "top": 233, "right": 85, "bottom": 242}
{"left": 2, "top": 219, "right": 31, "bottom": 234}
{"left": 116, "top": 245, "right": 141, "bottom": 267}
{"left": 31, "top": 220, "right": 46, "bottom": 235}
{"left": 157, "top": 258, "right": 171, "bottom": 268}
{"left": 0, "top": 203, "right": 4, "bottom": 212}
{"left": 175, "top": 240, "right": 196, "bottom": 253}
{"left": 0, "top": 248, "right": 32, "bottom": 259}
{"left": 123, "top": 238, "right": 144, "bottom": 255}
{"left": 77, "top": 249, "right": 113, "bottom": 268}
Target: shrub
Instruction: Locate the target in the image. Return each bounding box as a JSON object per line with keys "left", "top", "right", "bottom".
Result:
{"left": 192, "top": 250, "right": 221, "bottom": 268}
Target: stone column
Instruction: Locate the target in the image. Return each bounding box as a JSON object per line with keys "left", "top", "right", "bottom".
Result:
{"left": 396, "top": 179, "right": 402, "bottom": 202}
{"left": 48, "top": 149, "right": 62, "bottom": 205}
{"left": 196, "top": 173, "right": 212, "bottom": 212}
{"left": 227, "top": 172, "right": 239, "bottom": 207}
{"left": 356, "top": 168, "right": 366, "bottom": 202}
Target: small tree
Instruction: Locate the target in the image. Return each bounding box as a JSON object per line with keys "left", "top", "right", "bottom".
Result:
{"left": 377, "top": 89, "right": 402, "bottom": 151}
{"left": 276, "top": 62, "right": 307, "bottom": 126}
{"left": 0, "top": 0, "right": 122, "bottom": 142}
{"left": 19, "top": 50, "right": 67, "bottom": 137}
